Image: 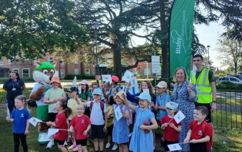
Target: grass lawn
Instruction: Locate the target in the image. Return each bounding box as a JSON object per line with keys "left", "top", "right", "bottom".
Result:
{"left": 0, "top": 89, "right": 242, "bottom": 152}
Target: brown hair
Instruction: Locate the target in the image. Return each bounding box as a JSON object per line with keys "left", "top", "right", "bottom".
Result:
{"left": 196, "top": 106, "right": 209, "bottom": 116}
{"left": 174, "top": 67, "right": 187, "bottom": 81}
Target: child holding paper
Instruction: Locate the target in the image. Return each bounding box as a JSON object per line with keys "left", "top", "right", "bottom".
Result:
{"left": 184, "top": 106, "right": 214, "bottom": 152}
{"left": 7, "top": 95, "right": 31, "bottom": 152}
{"left": 123, "top": 91, "right": 158, "bottom": 152}
{"left": 109, "top": 91, "right": 130, "bottom": 152}
{"left": 160, "top": 102, "right": 181, "bottom": 151}
{"left": 69, "top": 104, "right": 91, "bottom": 152}
{"left": 46, "top": 101, "right": 71, "bottom": 152}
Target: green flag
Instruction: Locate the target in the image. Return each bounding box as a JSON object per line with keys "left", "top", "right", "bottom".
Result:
{"left": 170, "top": 0, "right": 195, "bottom": 78}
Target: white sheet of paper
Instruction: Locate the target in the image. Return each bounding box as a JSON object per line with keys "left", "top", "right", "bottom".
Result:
{"left": 47, "top": 128, "right": 59, "bottom": 139}
{"left": 143, "top": 89, "right": 150, "bottom": 94}
{"left": 29, "top": 117, "right": 42, "bottom": 127}
{"left": 174, "top": 111, "right": 186, "bottom": 124}
{"left": 122, "top": 70, "right": 133, "bottom": 83}
{"left": 72, "top": 76, "right": 77, "bottom": 87}
{"left": 129, "top": 77, "right": 139, "bottom": 95}
{"left": 102, "top": 75, "right": 112, "bottom": 84}
{"left": 168, "top": 143, "right": 182, "bottom": 151}
{"left": 114, "top": 106, "right": 123, "bottom": 121}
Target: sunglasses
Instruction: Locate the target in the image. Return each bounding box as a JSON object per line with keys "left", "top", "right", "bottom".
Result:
{"left": 93, "top": 94, "right": 101, "bottom": 96}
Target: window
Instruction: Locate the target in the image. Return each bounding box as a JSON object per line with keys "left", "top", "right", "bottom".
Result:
{"left": 22, "top": 68, "right": 30, "bottom": 78}
{"left": 12, "top": 68, "right": 19, "bottom": 74}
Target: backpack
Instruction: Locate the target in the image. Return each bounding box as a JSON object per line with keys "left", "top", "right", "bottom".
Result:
{"left": 90, "top": 100, "right": 105, "bottom": 120}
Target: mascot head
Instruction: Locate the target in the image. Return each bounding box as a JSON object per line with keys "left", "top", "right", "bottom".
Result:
{"left": 33, "top": 61, "right": 55, "bottom": 86}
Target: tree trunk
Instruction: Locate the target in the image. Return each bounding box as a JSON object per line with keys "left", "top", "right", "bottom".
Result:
{"left": 159, "top": 0, "right": 169, "bottom": 80}
{"left": 112, "top": 41, "right": 122, "bottom": 78}
{"left": 234, "top": 61, "right": 238, "bottom": 74}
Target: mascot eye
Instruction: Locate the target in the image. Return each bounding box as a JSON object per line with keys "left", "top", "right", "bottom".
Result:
{"left": 50, "top": 69, "right": 55, "bottom": 74}
{"left": 43, "top": 70, "right": 48, "bottom": 75}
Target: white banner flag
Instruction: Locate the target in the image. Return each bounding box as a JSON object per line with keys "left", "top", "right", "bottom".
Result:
{"left": 168, "top": 143, "right": 182, "bottom": 151}
{"left": 47, "top": 128, "right": 59, "bottom": 139}
{"left": 174, "top": 111, "right": 186, "bottom": 124}
{"left": 29, "top": 117, "right": 42, "bottom": 127}
{"left": 102, "top": 75, "right": 112, "bottom": 84}
{"left": 114, "top": 106, "right": 123, "bottom": 121}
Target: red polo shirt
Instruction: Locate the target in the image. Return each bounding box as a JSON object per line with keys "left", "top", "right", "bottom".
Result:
{"left": 161, "top": 115, "right": 181, "bottom": 141}
{"left": 70, "top": 114, "right": 91, "bottom": 140}
{"left": 54, "top": 112, "right": 68, "bottom": 141}
{"left": 189, "top": 120, "right": 213, "bottom": 150}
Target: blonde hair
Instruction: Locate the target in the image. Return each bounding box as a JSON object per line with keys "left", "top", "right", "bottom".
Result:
{"left": 15, "top": 95, "right": 27, "bottom": 102}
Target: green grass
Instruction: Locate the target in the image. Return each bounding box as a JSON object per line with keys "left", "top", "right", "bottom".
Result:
{"left": 1, "top": 90, "right": 242, "bottom": 152}
{"left": 216, "top": 97, "right": 242, "bottom": 106}
{"left": 212, "top": 110, "right": 242, "bottom": 129}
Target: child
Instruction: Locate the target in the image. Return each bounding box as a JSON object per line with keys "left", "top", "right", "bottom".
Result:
{"left": 89, "top": 88, "right": 106, "bottom": 152}
{"left": 124, "top": 91, "right": 158, "bottom": 152}
{"left": 67, "top": 86, "right": 81, "bottom": 151}
{"left": 7, "top": 95, "right": 31, "bottom": 152}
{"left": 155, "top": 81, "right": 170, "bottom": 121}
{"left": 184, "top": 106, "right": 214, "bottom": 152}
{"left": 110, "top": 91, "right": 130, "bottom": 152}
{"left": 44, "top": 75, "right": 66, "bottom": 122}
{"left": 160, "top": 102, "right": 181, "bottom": 151}
{"left": 46, "top": 101, "right": 71, "bottom": 152}
{"left": 70, "top": 104, "right": 91, "bottom": 152}
{"left": 105, "top": 96, "right": 118, "bottom": 150}
{"left": 67, "top": 87, "right": 81, "bottom": 120}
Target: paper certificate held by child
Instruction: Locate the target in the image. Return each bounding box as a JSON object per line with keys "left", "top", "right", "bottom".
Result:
{"left": 114, "top": 106, "right": 123, "bottom": 121}
{"left": 167, "top": 143, "right": 182, "bottom": 151}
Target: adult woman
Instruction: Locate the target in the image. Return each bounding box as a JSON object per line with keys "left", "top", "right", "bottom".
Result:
{"left": 172, "top": 67, "right": 196, "bottom": 151}
{"left": 3, "top": 71, "right": 25, "bottom": 114}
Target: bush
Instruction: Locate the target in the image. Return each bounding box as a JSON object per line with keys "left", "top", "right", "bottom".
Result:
{"left": 0, "top": 77, "right": 33, "bottom": 84}
{"left": 216, "top": 82, "right": 242, "bottom": 91}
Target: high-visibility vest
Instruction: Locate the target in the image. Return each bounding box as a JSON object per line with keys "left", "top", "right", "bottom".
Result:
{"left": 191, "top": 68, "right": 212, "bottom": 104}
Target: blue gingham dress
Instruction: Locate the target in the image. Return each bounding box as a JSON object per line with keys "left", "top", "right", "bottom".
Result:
{"left": 172, "top": 81, "right": 197, "bottom": 151}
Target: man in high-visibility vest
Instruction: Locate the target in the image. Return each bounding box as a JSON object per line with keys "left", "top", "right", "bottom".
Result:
{"left": 191, "top": 54, "right": 216, "bottom": 123}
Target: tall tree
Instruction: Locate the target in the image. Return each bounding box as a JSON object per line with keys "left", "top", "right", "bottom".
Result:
{"left": 72, "top": 0, "right": 160, "bottom": 77}
{"left": 0, "top": 0, "right": 88, "bottom": 60}
{"left": 217, "top": 36, "right": 242, "bottom": 74}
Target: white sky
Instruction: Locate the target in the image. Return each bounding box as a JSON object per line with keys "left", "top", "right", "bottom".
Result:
{"left": 195, "top": 21, "right": 225, "bottom": 68}
{"left": 132, "top": 21, "right": 226, "bottom": 69}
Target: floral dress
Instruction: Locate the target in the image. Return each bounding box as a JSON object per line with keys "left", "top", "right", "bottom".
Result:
{"left": 172, "top": 80, "right": 197, "bottom": 151}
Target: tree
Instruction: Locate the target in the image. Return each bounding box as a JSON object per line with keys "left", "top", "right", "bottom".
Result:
{"left": 0, "top": 0, "right": 88, "bottom": 60}
{"left": 217, "top": 36, "right": 242, "bottom": 74}
{"left": 73, "top": 0, "right": 241, "bottom": 78}
{"left": 72, "top": 0, "right": 161, "bottom": 77}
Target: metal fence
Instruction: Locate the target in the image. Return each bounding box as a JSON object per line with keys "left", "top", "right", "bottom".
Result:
{"left": 0, "top": 89, "right": 242, "bottom": 130}
{"left": 213, "top": 91, "right": 242, "bottom": 130}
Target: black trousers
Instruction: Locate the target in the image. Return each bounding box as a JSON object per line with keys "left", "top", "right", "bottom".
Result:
{"left": 13, "top": 133, "right": 28, "bottom": 152}
{"left": 195, "top": 103, "right": 212, "bottom": 123}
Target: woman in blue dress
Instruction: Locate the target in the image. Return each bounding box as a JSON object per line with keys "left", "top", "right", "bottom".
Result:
{"left": 110, "top": 91, "right": 130, "bottom": 152}
{"left": 172, "top": 67, "right": 197, "bottom": 151}
{"left": 124, "top": 91, "right": 158, "bottom": 152}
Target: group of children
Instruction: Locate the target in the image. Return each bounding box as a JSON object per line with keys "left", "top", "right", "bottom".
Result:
{"left": 6, "top": 77, "right": 214, "bottom": 152}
